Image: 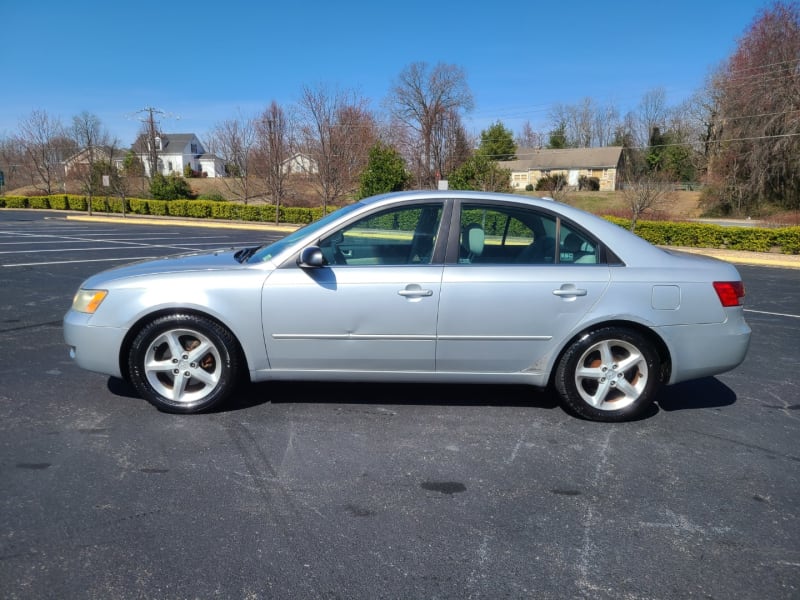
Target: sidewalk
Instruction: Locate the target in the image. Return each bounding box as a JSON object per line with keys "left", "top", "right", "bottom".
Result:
{"left": 66, "top": 213, "right": 800, "bottom": 270}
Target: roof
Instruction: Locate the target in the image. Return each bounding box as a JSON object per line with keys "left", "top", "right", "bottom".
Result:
{"left": 130, "top": 132, "right": 202, "bottom": 154}
{"left": 503, "top": 146, "right": 623, "bottom": 171}
{"left": 159, "top": 134, "right": 198, "bottom": 151}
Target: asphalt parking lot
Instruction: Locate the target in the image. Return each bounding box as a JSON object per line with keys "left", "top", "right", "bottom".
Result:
{"left": 1, "top": 210, "right": 799, "bottom": 599}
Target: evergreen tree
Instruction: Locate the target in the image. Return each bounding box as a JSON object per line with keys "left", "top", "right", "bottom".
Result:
{"left": 150, "top": 173, "right": 195, "bottom": 200}
{"left": 547, "top": 121, "right": 569, "bottom": 149}
{"left": 358, "top": 143, "right": 409, "bottom": 199}
{"left": 478, "top": 121, "right": 516, "bottom": 160}
{"left": 449, "top": 153, "right": 512, "bottom": 192}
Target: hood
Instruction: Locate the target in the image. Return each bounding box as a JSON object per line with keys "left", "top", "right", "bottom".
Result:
{"left": 80, "top": 247, "right": 251, "bottom": 288}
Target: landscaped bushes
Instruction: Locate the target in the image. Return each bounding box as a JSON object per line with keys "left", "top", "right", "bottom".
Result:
{"left": 604, "top": 216, "right": 800, "bottom": 255}
{"left": 0, "top": 194, "right": 324, "bottom": 227}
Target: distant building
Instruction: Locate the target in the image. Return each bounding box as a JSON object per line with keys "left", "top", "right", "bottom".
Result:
{"left": 282, "top": 152, "right": 318, "bottom": 176}
{"left": 504, "top": 146, "right": 624, "bottom": 192}
{"left": 63, "top": 146, "right": 120, "bottom": 177}
{"left": 128, "top": 133, "right": 226, "bottom": 178}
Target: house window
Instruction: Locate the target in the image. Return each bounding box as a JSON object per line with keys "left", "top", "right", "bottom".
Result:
{"left": 155, "top": 137, "right": 162, "bottom": 151}
{"left": 168, "top": 161, "right": 173, "bottom": 172}
{"left": 191, "top": 143, "right": 198, "bottom": 154}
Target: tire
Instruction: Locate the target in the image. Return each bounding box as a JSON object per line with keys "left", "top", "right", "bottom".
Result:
{"left": 128, "top": 314, "right": 241, "bottom": 414}
{"left": 554, "top": 327, "right": 660, "bottom": 422}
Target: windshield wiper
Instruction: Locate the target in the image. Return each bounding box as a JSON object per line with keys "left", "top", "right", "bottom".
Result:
{"left": 234, "top": 246, "right": 261, "bottom": 263}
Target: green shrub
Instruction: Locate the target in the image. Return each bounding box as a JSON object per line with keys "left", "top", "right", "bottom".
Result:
{"left": 148, "top": 200, "right": 168, "bottom": 216}
{"left": 604, "top": 216, "right": 800, "bottom": 254}
{"left": 28, "top": 197, "right": 51, "bottom": 209}
{"left": 4, "top": 196, "right": 29, "bottom": 208}
{"left": 196, "top": 193, "right": 227, "bottom": 202}
{"left": 129, "top": 199, "right": 149, "bottom": 214}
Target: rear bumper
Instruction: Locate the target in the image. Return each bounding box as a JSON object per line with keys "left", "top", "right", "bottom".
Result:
{"left": 660, "top": 315, "right": 751, "bottom": 384}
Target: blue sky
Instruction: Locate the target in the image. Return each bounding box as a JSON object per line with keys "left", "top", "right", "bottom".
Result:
{"left": 1, "top": 0, "right": 771, "bottom": 145}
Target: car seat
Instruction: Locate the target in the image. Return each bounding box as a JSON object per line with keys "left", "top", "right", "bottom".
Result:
{"left": 461, "top": 224, "right": 485, "bottom": 263}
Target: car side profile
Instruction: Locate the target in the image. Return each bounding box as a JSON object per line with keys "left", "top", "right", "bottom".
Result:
{"left": 64, "top": 190, "right": 751, "bottom": 421}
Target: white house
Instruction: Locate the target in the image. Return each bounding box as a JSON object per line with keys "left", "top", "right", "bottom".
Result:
{"left": 130, "top": 133, "right": 226, "bottom": 178}
{"left": 282, "top": 152, "right": 318, "bottom": 176}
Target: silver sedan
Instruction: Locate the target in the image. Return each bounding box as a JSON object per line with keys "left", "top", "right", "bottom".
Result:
{"left": 64, "top": 191, "right": 751, "bottom": 422}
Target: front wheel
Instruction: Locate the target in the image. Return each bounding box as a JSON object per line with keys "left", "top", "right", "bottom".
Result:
{"left": 554, "top": 327, "right": 661, "bottom": 422}
{"left": 128, "top": 314, "right": 241, "bottom": 413}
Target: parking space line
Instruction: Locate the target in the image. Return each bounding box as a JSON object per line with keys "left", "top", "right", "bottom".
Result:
{"left": 744, "top": 309, "right": 800, "bottom": 319}
{"left": 3, "top": 256, "right": 159, "bottom": 267}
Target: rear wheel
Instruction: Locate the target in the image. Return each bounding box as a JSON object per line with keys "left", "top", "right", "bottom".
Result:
{"left": 128, "top": 314, "right": 240, "bottom": 413}
{"left": 555, "top": 327, "right": 660, "bottom": 422}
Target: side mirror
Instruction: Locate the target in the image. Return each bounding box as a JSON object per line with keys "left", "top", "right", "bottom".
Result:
{"left": 298, "top": 246, "right": 326, "bottom": 268}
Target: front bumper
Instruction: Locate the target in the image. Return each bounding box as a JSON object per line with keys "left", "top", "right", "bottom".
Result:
{"left": 63, "top": 310, "right": 128, "bottom": 378}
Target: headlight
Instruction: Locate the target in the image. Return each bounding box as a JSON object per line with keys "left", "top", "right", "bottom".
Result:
{"left": 72, "top": 289, "right": 108, "bottom": 314}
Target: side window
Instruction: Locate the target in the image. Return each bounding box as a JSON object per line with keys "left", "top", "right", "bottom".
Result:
{"left": 318, "top": 204, "right": 443, "bottom": 266}
{"left": 558, "top": 222, "right": 599, "bottom": 265}
{"left": 459, "top": 203, "right": 560, "bottom": 264}
{"left": 460, "top": 205, "right": 531, "bottom": 263}
{"left": 510, "top": 211, "right": 558, "bottom": 265}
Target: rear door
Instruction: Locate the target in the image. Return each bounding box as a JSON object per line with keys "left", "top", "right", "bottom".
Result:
{"left": 436, "top": 202, "right": 611, "bottom": 373}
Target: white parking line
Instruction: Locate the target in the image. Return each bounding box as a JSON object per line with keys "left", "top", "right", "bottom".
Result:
{"left": 744, "top": 309, "right": 800, "bottom": 319}
{"left": 2, "top": 256, "right": 159, "bottom": 267}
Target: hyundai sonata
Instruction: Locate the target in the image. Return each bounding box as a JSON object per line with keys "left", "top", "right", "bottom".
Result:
{"left": 64, "top": 191, "right": 751, "bottom": 421}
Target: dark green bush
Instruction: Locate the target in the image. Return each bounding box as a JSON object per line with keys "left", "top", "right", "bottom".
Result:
{"left": 196, "top": 193, "right": 227, "bottom": 202}
{"left": 3, "top": 196, "right": 28, "bottom": 208}
{"left": 605, "top": 216, "right": 799, "bottom": 255}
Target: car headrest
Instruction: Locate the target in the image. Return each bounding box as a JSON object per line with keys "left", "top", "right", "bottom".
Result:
{"left": 563, "top": 233, "right": 584, "bottom": 253}
{"left": 463, "top": 224, "right": 485, "bottom": 256}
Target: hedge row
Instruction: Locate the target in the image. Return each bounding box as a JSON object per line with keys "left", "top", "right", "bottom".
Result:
{"left": 2, "top": 194, "right": 798, "bottom": 254}
{"left": 604, "top": 216, "right": 800, "bottom": 255}
{"left": 0, "top": 194, "right": 325, "bottom": 225}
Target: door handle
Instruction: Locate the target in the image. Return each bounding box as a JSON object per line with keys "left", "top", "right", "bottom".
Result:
{"left": 553, "top": 287, "right": 587, "bottom": 297}
{"left": 398, "top": 287, "right": 433, "bottom": 298}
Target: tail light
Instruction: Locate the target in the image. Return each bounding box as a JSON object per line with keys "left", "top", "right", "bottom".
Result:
{"left": 713, "top": 281, "right": 745, "bottom": 307}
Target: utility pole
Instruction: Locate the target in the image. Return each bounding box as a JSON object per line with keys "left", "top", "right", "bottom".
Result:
{"left": 136, "top": 106, "right": 165, "bottom": 178}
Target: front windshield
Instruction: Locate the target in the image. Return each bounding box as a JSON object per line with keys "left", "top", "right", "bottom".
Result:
{"left": 248, "top": 201, "right": 366, "bottom": 263}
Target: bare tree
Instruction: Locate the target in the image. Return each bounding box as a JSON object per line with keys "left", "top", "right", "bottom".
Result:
{"left": 635, "top": 87, "right": 669, "bottom": 148}
{"left": 70, "top": 111, "right": 113, "bottom": 215}
{"left": 593, "top": 103, "right": 621, "bottom": 147}
{"left": 621, "top": 174, "right": 676, "bottom": 232}
{"left": 431, "top": 108, "right": 472, "bottom": 180}
{"left": 299, "top": 84, "right": 377, "bottom": 213}
{"left": 0, "top": 135, "right": 26, "bottom": 191}
{"left": 255, "top": 101, "right": 293, "bottom": 223}
{"left": 515, "top": 121, "right": 543, "bottom": 149}
{"left": 571, "top": 98, "right": 595, "bottom": 148}
{"left": 15, "top": 110, "right": 73, "bottom": 194}
{"left": 387, "top": 62, "right": 474, "bottom": 187}
{"left": 208, "top": 113, "right": 259, "bottom": 204}
{"left": 547, "top": 98, "right": 622, "bottom": 148}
